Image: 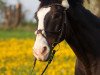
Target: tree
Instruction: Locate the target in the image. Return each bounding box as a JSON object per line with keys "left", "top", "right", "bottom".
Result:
{"left": 0, "top": 0, "right": 5, "bottom": 10}
{"left": 0, "top": 0, "right": 5, "bottom": 23}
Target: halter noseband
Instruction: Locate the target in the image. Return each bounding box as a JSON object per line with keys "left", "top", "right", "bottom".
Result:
{"left": 32, "top": 4, "right": 67, "bottom": 75}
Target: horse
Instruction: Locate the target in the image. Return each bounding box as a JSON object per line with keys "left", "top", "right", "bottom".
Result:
{"left": 33, "top": 0, "right": 100, "bottom": 75}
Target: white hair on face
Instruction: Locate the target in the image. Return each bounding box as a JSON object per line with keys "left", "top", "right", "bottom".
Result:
{"left": 37, "top": 7, "right": 51, "bottom": 30}
{"left": 62, "top": 0, "right": 69, "bottom": 10}
{"left": 33, "top": 7, "right": 51, "bottom": 61}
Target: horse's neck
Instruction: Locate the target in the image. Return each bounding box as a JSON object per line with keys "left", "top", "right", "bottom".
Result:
{"left": 68, "top": 0, "right": 83, "bottom": 7}
{"left": 69, "top": 4, "right": 99, "bottom": 23}
{"left": 66, "top": 5, "right": 100, "bottom": 58}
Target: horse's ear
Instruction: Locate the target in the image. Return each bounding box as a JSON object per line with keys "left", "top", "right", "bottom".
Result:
{"left": 61, "top": 0, "right": 69, "bottom": 10}
{"left": 39, "top": 0, "right": 42, "bottom": 1}
{"left": 39, "top": 0, "right": 45, "bottom": 2}
{"left": 39, "top": 0, "right": 43, "bottom": 2}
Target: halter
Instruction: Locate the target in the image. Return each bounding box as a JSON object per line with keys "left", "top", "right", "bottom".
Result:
{"left": 32, "top": 3, "right": 67, "bottom": 75}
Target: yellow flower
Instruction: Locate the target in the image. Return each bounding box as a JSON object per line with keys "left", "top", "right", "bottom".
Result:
{"left": 0, "top": 38, "right": 75, "bottom": 75}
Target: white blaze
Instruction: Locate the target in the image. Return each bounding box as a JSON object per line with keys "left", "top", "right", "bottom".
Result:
{"left": 33, "top": 7, "right": 51, "bottom": 60}
{"left": 37, "top": 7, "right": 51, "bottom": 30}
{"left": 62, "top": 0, "right": 69, "bottom": 9}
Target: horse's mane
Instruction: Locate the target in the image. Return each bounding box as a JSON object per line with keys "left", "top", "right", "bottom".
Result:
{"left": 39, "top": 0, "right": 62, "bottom": 8}
{"left": 38, "top": 0, "right": 88, "bottom": 8}
{"left": 39, "top": 0, "right": 85, "bottom": 8}
{"left": 68, "top": 0, "right": 84, "bottom": 7}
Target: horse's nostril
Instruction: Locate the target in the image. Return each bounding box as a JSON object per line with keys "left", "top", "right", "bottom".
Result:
{"left": 41, "top": 46, "right": 47, "bottom": 54}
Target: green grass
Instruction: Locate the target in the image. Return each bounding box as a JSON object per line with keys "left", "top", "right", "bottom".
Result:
{"left": 0, "top": 22, "right": 37, "bottom": 39}
{"left": 0, "top": 29, "right": 35, "bottom": 39}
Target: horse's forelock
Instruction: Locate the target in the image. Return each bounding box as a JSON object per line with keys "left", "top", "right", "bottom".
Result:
{"left": 39, "top": 0, "right": 62, "bottom": 8}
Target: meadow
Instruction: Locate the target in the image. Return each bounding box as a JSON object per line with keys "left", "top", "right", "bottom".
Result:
{"left": 0, "top": 29, "right": 76, "bottom": 75}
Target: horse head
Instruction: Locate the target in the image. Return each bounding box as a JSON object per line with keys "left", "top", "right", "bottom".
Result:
{"left": 33, "top": 0, "right": 70, "bottom": 61}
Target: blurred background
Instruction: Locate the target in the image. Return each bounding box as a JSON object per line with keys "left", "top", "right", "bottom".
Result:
{"left": 0, "top": 0, "right": 100, "bottom": 75}
{"left": 0, "top": 0, "right": 100, "bottom": 30}
{"left": 0, "top": 0, "right": 39, "bottom": 31}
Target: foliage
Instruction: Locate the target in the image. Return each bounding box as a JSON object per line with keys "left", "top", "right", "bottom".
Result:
{"left": 0, "top": 0, "right": 5, "bottom": 10}
{"left": 0, "top": 23, "right": 37, "bottom": 39}
{"left": 0, "top": 29, "right": 34, "bottom": 39}
{"left": 0, "top": 39, "right": 76, "bottom": 75}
